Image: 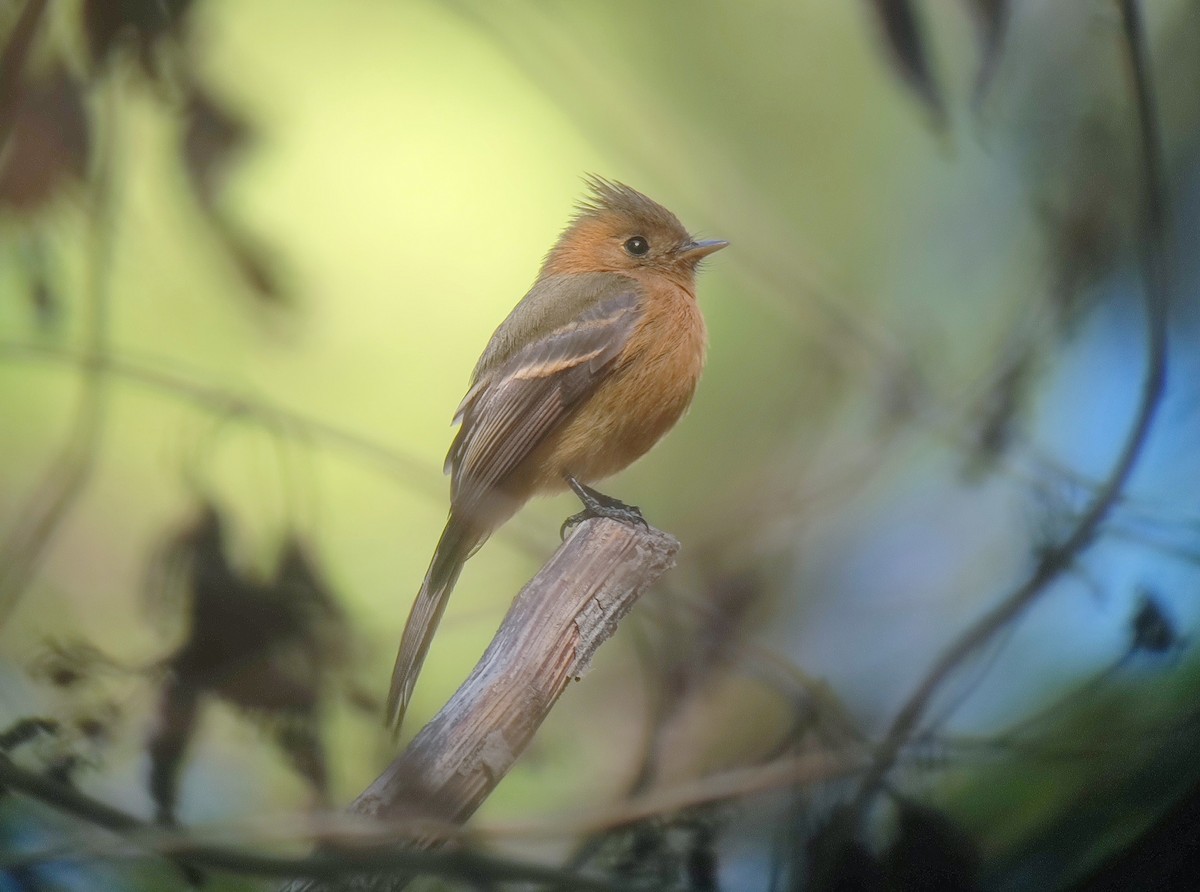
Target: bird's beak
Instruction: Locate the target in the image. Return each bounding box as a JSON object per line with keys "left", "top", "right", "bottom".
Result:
{"left": 676, "top": 239, "right": 729, "bottom": 261}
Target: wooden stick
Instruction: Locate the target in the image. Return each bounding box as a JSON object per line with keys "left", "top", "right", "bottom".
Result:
{"left": 284, "top": 516, "right": 679, "bottom": 891}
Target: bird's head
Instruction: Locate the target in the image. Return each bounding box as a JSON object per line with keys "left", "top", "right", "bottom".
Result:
{"left": 541, "top": 176, "right": 727, "bottom": 283}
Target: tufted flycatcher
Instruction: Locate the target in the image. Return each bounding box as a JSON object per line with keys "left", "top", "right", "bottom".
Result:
{"left": 386, "top": 177, "right": 726, "bottom": 734}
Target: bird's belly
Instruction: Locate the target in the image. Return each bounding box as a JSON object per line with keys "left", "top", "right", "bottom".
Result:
{"left": 519, "top": 335, "right": 704, "bottom": 494}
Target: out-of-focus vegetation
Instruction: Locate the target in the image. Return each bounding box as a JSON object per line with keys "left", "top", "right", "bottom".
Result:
{"left": 2, "top": 1, "right": 1199, "bottom": 889}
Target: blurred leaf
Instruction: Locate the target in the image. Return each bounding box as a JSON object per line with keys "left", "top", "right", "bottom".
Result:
{"left": 806, "top": 801, "right": 979, "bottom": 890}
{"left": 147, "top": 674, "right": 199, "bottom": 825}
{"left": 146, "top": 679, "right": 210, "bottom": 884}
{"left": 159, "top": 506, "right": 315, "bottom": 710}
{"left": 964, "top": 348, "right": 1031, "bottom": 476}
{"left": 43, "top": 753, "right": 83, "bottom": 786}
{"left": 0, "top": 65, "right": 89, "bottom": 212}
{"left": 1130, "top": 588, "right": 1179, "bottom": 657}
{"left": 1043, "top": 186, "right": 1122, "bottom": 332}
{"left": 216, "top": 220, "right": 289, "bottom": 305}
{"left": 692, "top": 569, "right": 762, "bottom": 675}
{"left": 73, "top": 713, "right": 112, "bottom": 748}
{"left": 274, "top": 535, "right": 347, "bottom": 645}
{"left": 182, "top": 86, "right": 252, "bottom": 209}
{"left": 807, "top": 805, "right": 886, "bottom": 891}
{"left": 0, "top": 718, "right": 59, "bottom": 753}
{"left": 963, "top": 0, "right": 1011, "bottom": 104}
{"left": 182, "top": 86, "right": 290, "bottom": 305}
{"left": 654, "top": 569, "right": 763, "bottom": 714}
{"left": 0, "top": 0, "right": 50, "bottom": 146}
{"left": 28, "top": 267, "right": 60, "bottom": 331}
{"left": 274, "top": 717, "right": 328, "bottom": 806}
{"left": 881, "top": 800, "right": 980, "bottom": 891}
{"left": 144, "top": 507, "right": 350, "bottom": 823}
{"left": 1070, "top": 771, "right": 1200, "bottom": 892}
{"left": 864, "top": 0, "right": 944, "bottom": 123}
{"left": 81, "top": 0, "right": 197, "bottom": 75}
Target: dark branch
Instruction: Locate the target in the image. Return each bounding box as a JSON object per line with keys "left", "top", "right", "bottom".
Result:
{"left": 0, "top": 752, "right": 641, "bottom": 891}
{"left": 851, "top": 0, "right": 1171, "bottom": 816}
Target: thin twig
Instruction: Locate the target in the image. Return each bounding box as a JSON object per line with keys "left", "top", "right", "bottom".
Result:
{"left": 495, "top": 747, "right": 868, "bottom": 839}
{"left": 851, "top": 0, "right": 1171, "bottom": 816}
{"left": 0, "top": 341, "right": 556, "bottom": 558}
{"left": 0, "top": 741, "right": 866, "bottom": 872}
{"left": 0, "top": 341, "right": 433, "bottom": 491}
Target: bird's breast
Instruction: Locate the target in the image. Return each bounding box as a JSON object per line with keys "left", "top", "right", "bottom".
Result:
{"left": 523, "top": 283, "right": 707, "bottom": 490}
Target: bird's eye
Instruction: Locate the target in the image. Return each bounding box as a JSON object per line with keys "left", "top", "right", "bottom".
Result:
{"left": 624, "top": 236, "right": 650, "bottom": 256}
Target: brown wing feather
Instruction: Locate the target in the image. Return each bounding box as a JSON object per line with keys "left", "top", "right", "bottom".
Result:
{"left": 448, "top": 288, "right": 641, "bottom": 516}
{"left": 388, "top": 285, "right": 640, "bottom": 734}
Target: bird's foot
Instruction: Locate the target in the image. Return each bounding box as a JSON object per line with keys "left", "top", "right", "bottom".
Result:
{"left": 561, "top": 477, "right": 649, "bottom": 539}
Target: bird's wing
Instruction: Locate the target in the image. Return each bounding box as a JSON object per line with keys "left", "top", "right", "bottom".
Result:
{"left": 446, "top": 287, "right": 641, "bottom": 514}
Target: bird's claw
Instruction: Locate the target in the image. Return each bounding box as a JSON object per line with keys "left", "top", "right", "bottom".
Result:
{"left": 561, "top": 477, "right": 649, "bottom": 540}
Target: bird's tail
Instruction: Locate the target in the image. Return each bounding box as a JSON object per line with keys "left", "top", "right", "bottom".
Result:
{"left": 385, "top": 513, "right": 480, "bottom": 735}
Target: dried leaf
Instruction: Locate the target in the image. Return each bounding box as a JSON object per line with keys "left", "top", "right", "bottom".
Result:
{"left": 163, "top": 507, "right": 312, "bottom": 707}
{"left": 145, "top": 508, "right": 352, "bottom": 821}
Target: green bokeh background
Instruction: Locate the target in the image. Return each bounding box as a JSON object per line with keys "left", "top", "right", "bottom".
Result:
{"left": 2, "top": 1, "right": 1200, "bottom": 889}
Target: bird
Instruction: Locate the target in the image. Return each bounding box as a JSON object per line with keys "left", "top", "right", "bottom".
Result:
{"left": 386, "top": 176, "right": 727, "bottom": 734}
